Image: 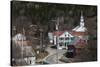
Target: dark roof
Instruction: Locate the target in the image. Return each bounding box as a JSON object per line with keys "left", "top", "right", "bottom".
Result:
{"left": 12, "top": 43, "right": 35, "bottom": 59}
{"left": 53, "top": 31, "right": 64, "bottom": 36}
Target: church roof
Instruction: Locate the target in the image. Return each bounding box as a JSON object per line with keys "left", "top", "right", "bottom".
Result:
{"left": 53, "top": 31, "right": 64, "bottom": 36}
{"left": 72, "top": 25, "right": 87, "bottom": 32}
{"left": 53, "top": 31, "right": 74, "bottom": 37}
{"left": 72, "top": 31, "right": 88, "bottom": 36}
{"left": 12, "top": 45, "right": 35, "bottom": 59}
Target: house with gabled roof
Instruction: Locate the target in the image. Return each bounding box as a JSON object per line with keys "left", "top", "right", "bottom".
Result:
{"left": 12, "top": 33, "right": 36, "bottom": 66}
{"left": 48, "top": 31, "right": 75, "bottom": 49}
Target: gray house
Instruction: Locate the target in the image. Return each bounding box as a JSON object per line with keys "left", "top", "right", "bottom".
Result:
{"left": 12, "top": 33, "right": 36, "bottom": 66}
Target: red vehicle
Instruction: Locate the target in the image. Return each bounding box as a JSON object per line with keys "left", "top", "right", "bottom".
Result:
{"left": 65, "top": 45, "right": 76, "bottom": 58}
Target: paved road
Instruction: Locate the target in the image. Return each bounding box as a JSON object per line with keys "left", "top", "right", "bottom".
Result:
{"left": 44, "top": 45, "right": 66, "bottom": 64}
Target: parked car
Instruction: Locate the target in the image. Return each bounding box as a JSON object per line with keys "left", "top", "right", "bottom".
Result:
{"left": 50, "top": 45, "right": 57, "bottom": 49}
{"left": 65, "top": 45, "right": 76, "bottom": 58}
{"left": 42, "top": 61, "right": 49, "bottom": 64}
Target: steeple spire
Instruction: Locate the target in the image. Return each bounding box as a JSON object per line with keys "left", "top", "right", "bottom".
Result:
{"left": 72, "top": 11, "right": 87, "bottom": 32}
{"left": 56, "top": 17, "right": 59, "bottom": 31}
{"left": 80, "top": 11, "right": 85, "bottom": 27}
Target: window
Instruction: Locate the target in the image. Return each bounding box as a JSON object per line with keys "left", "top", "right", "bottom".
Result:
{"left": 59, "top": 44, "right": 62, "bottom": 46}
{"left": 30, "top": 60, "right": 31, "bottom": 64}
{"left": 65, "top": 38, "right": 69, "bottom": 40}
{"left": 70, "top": 37, "right": 74, "bottom": 40}
{"left": 65, "top": 42, "right": 69, "bottom": 46}
{"left": 65, "top": 42, "right": 70, "bottom": 45}
{"left": 60, "top": 38, "right": 64, "bottom": 40}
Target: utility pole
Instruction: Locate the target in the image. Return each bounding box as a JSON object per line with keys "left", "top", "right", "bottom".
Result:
{"left": 39, "top": 28, "right": 44, "bottom": 64}
{"left": 39, "top": 29, "right": 43, "bottom": 52}
{"left": 56, "top": 17, "right": 60, "bottom": 64}
{"left": 52, "top": 17, "right": 60, "bottom": 63}
{"left": 21, "top": 27, "right": 25, "bottom": 65}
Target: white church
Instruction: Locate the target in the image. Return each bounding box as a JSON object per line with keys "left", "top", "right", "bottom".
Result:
{"left": 48, "top": 12, "right": 88, "bottom": 49}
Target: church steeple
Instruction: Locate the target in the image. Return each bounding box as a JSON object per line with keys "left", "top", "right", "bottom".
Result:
{"left": 72, "top": 11, "right": 87, "bottom": 32}
{"left": 80, "top": 11, "right": 85, "bottom": 27}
